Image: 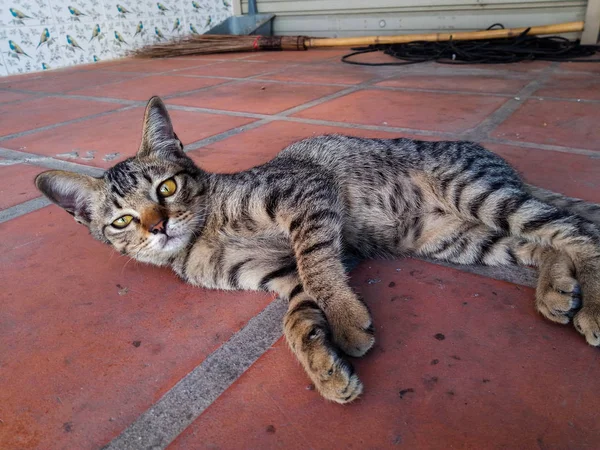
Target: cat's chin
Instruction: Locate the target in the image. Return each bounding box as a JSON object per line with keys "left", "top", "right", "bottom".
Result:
{"left": 161, "top": 234, "right": 187, "bottom": 253}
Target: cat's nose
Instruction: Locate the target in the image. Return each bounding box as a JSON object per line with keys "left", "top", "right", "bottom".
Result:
{"left": 150, "top": 217, "right": 168, "bottom": 234}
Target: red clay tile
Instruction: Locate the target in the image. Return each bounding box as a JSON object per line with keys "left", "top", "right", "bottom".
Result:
{"left": 0, "top": 207, "right": 273, "bottom": 450}
{"left": 0, "top": 97, "right": 124, "bottom": 137}
{"left": 491, "top": 99, "right": 600, "bottom": 151}
{"left": 70, "top": 75, "right": 227, "bottom": 101}
{"left": 294, "top": 89, "right": 507, "bottom": 133}
{"left": 257, "top": 64, "right": 380, "bottom": 85}
{"left": 102, "top": 57, "right": 215, "bottom": 73}
{"left": 3, "top": 70, "right": 142, "bottom": 93}
{"left": 377, "top": 74, "right": 528, "bottom": 94}
{"left": 485, "top": 143, "right": 600, "bottom": 203}
{"left": 2, "top": 108, "right": 256, "bottom": 168}
{"left": 533, "top": 73, "right": 600, "bottom": 101}
{"left": 175, "top": 61, "right": 288, "bottom": 78}
{"left": 172, "top": 258, "right": 600, "bottom": 450}
{"left": 0, "top": 163, "right": 44, "bottom": 210}
{"left": 558, "top": 61, "right": 600, "bottom": 73}
{"left": 0, "top": 90, "right": 38, "bottom": 104}
{"left": 187, "top": 120, "right": 426, "bottom": 173}
{"left": 167, "top": 81, "right": 344, "bottom": 115}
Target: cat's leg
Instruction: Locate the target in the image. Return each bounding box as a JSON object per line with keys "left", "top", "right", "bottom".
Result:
{"left": 428, "top": 179, "right": 600, "bottom": 344}
{"left": 413, "top": 212, "right": 584, "bottom": 325}
{"left": 272, "top": 202, "right": 374, "bottom": 358}
{"left": 525, "top": 184, "right": 600, "bottom": 225}
{"left": 282, "top": 284, "right": 363, "bottom": 403}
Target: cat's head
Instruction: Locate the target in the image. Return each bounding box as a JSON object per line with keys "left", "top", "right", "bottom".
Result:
{"left": 35, "top": 96, "right": 208, "bottom": 266}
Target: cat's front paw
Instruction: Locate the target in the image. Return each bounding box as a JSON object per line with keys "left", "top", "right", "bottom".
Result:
{"left": 573, "top": 304, "right": 600, "bottom": 346}
{"left": 328, "top": 295, "right": 375, "bottom": 358}
{"left": 284, "top": 295, "right": 363, "bottom": 403}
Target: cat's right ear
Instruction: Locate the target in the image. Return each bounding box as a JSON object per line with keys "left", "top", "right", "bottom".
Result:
{"left": 35, "top": 170, "right": 103, "bottom": 226}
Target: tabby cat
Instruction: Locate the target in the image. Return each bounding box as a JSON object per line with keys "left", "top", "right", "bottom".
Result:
{"left": 35, "top": 97, "right": 600, "bottom": 403}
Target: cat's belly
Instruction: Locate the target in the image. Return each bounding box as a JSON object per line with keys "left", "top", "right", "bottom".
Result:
{"left": 174, "top": 229, "right": 297, "bottom": 292}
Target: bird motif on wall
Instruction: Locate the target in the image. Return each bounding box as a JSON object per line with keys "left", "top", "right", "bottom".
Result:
{"left": 172, "top": 18, "right": 181, "bottom": 32}
{"left": 90, "top": 24, "right": 101, "bottom": 42}
{"left": 66, "top": 34, "right": 83, "bottom": 50}
{"left": 9, "top": 40, "right": 31, "bottom": 59}
{"left": 157, "top": 2, "right": 169, "bottom": 14}
{"left": 37, "top": 28, "right": 51, "bottom": 48}
{"left": 42, "top": 62, "right": 51, "bottom": 70}
{"left": 155, "top": 27, "right": 165, "bottom": 40}
{"left": 134, "top": 21, "right": 144, "bottom": 37}
{"left": 114, "top": 31, "right": 128, "bottom": 45}
{"left": 68, "top": 6, "right": 87, "bottom": 21}
{"left": 190, "top": 23, "right": 199, "bottom": 34}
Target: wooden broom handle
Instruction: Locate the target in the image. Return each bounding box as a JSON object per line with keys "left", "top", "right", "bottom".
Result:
{"left": 306, "top": 21, "right": 585, "bottom": 48}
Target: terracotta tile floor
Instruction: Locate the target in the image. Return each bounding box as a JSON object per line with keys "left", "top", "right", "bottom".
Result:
{"left": 0, "top": 51, "right": 598, "bottom": 450}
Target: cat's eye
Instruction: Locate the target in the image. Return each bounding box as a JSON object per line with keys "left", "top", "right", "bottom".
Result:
{"left": 112, "top": 215, "right": 134, "bottom": 229}
{"left": 158, "top": 178, "right": 177, "bottom": 198}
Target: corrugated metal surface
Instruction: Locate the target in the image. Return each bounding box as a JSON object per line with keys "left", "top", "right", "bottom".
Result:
{"left": 242, "top": 0, "right": 586, "bottom": 37}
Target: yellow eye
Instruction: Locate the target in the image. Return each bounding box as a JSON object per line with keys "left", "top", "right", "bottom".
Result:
{"left": 158, "top": 178, "right": 177, "bottom": 197}
{"left": 112, "top": 215, "right": 134, "bottom": 229}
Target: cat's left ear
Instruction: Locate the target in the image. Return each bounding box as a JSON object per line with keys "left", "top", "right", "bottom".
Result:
{"left": 137, "top": 96, "right": 184, "bottom": 158}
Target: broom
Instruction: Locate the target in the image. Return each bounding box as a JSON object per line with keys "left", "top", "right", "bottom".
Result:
{"left": 131, "top": 21, "right": 585, "bottom": 58}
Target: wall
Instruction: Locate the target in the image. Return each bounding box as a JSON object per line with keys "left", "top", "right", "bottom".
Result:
{"left": 0, "top": 0, "right": 233, "bottom": 75}
{"left": 245, "top": 0, "right": 587, "bottom": 38}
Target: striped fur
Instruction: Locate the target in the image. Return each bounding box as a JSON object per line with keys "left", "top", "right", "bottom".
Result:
{"left": 35, "top": 97, "right": 600, "bottom": 404}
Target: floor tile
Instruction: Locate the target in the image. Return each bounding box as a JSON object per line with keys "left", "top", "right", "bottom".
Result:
{"left": 0, "top": 163, "right": 44, "bottom": 210}
{"left": 2, "top": 71, "right": 141, "bottom": 94}
{"left": 294, "top": 89, "right": 507, "bottom": 133}
{"left": 171, "top": 258, "right": 600, "bottom": 450}
{"left": 485, "top": 143, "right": 600, "bottom": 203}
{"left": 187, "top": 120, "right": 426, "bottom": 173}
{"left": 0, "top": 207, "right": 273, "bottom": 450}
{"left": 70, "top": 75, "right": 227, "bottom": 101}
{"left": 0, "top": 97, "right": 124, "bottom": 137}
{"left": 2, "top": 108, "right": 256, "bottom": 168}
{"left": 101, "top": 57, "right": 215, "bottom": 73}
{"left": 557, "top": 61, "right": 600, "bottom": 73}
{"left": 257, "top": 63, "right": 381, "bottom": 85}
{"left": 491, "top": 99, "right": 600, "bottom": 151}
{"left": 175, "top": 61, "right": 289, "bottom": 78}
{"left": 533, "top": 73, "right": 600, "bottom": 101}
{"left": 167, "top": 81, "right": 345, "bottom": 115}
{"left": 0, "top": 90, "right": 39, "bottom": 104}
{"left": 377, "top": 74, "right": 529, "bottom": 94}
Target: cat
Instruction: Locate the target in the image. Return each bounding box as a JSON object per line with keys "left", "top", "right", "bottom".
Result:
{"left": 35, "top": 96, "right": 600, "bottom": 404}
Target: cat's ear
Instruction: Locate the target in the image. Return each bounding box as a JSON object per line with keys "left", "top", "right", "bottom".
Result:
{"left": 35, "top": 170, "right": 103, "bottom": 226}
{"left": 137, "top": 96, "right": 184, "bottom": 158}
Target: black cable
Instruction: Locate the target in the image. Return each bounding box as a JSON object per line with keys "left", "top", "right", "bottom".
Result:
{"left": 341, "top": 24, "right": 600, "bottom": 66}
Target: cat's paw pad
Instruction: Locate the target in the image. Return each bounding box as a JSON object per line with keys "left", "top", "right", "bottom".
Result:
{"left": 536, "top": 277, "right": 581, "bottom": 324}
{"left": 573, "top": 305, "right": 600, "bottom": 346}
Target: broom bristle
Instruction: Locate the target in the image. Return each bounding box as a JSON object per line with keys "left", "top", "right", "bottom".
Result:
{"left": 131, "top": 35, "right": 261, "bottom": 58}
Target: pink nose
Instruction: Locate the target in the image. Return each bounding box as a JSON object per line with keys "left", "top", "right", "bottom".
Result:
{"left": 149, "top": 218, "right": 168, "bottom": 234}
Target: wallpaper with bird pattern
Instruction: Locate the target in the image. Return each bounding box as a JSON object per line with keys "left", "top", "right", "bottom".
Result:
{"left": 0, "top": 0, "right": 232, "bottom": 75}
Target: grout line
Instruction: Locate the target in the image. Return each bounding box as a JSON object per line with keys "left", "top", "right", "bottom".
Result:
{"left": 0, "top": 147, "right": 105, "bottom": 176}
{"left": 461, "top": 63, "right": 558, "bottom": 141}
{"left": 482, "top": 138, "right": 600, "bottom": 158}
{"left": 102, "top": 255, "right": 537, "bottom": 450}
{"left": 0, "top": 197, "right": 51, "bottom": 224}
{"left": 0, "top": 105, "right": 137, "bottom": 142}
{"left": 184, "top": 119, "right": 273, "bottom": 152}
{"left": 103, "top": 297, "right": 289, "bottom": 450}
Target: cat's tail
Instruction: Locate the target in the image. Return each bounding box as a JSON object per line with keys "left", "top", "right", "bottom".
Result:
{"left": 525, "top": 184, "right": 600, "bottom": 225}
